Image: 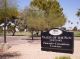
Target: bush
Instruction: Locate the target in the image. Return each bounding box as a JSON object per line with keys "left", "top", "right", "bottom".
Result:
{"left": 0, "top": 27, "right": 3, "bottom": 32}
{"left": 55, "top": 56, "right": 71, "bottom": 59}
{"left": 0, "top": 27, "right": 3, "bottom": 35}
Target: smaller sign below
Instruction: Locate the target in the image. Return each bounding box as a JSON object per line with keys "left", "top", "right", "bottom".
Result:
{"left": 41, "top": 29, "right": 74, "bottom": 54}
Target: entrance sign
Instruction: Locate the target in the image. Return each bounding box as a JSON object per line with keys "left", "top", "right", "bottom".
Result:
{"left": 41, "top": 29, "right": 74, "bottom": 54}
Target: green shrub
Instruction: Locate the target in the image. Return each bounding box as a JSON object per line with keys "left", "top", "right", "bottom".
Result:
{"left": 74, "top": 31, "right": 80, "bottom": 37}
{"left": 0, "top": 28, "right": 3, "bottom": 32}
{"left": 0, "top": 28, "right": 3, "bottom": 35}
{"left": 55, "top": 56, "right": 71, "bottom": 59}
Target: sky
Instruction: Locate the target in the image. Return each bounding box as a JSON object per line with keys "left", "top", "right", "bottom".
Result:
{"left": 18, "top": 0, "right": 80, "bottom": 30}
{"left": 58, "top": 0, "right": 80, "bottom": 30}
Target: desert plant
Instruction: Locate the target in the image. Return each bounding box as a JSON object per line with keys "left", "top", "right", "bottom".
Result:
{"left": 0, "top": 43, "right": 11, "bottom": 52}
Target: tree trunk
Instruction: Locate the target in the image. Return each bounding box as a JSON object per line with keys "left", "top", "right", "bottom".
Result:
{"left": 12, "top": 31, "right": 16, "bottom": 36}
{"left": 12, "top": 27, "right": 16, "bottom": 36}
{"left": 32, "top": 31, "right": 34, "bottom": 40}
{"left": 36, "top": 31, "right": 39, "bottom": 36}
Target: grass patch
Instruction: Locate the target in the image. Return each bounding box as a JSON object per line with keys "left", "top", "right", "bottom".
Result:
{"left": 74, "top": 31, "right": 80, "bottom": 37}
{"left": 55, "top": 56, "right": 71, "bottom": 59}
{"left": 6, "top": 31, "right": 31, "bottom": 36}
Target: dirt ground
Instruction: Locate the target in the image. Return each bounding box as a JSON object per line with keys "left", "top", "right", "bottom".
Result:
{"left": 0, "top": 36, "right": 80, "bottom": 59}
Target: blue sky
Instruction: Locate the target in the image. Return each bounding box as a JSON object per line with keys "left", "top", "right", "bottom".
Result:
{"left": 18, "top": 0, "right": 80, "bottom": 30}
{"left": 58, "top": 0, "right": 80, "bottom": 30}
{"left": 18, "top": 0, "right": 30, "bottom": 10}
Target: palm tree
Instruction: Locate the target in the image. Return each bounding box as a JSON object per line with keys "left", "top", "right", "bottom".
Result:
{"left": 76, "top": 9, "right": 80, "bottom": 17}
{"left": 76, "top": 9, "right": 80, "bottom": 21}
{"left": 76, "top": 9, "right": 80, "bottom": 29}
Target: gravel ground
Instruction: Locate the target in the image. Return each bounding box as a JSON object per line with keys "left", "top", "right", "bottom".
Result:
{"left": 0, "top": 36, "right": 80, "bottom": 59}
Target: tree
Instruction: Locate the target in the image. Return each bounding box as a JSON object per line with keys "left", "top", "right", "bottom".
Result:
{"left": 76, "top": 9, "right": 80, "bottom": 17}
{"left": 76, "top": 9, "right": 80, "bottom": 28}
{"left": 76, "top": 9, "right": 80, "bottom": 22}
{"left": 0, "top": 0, "right": 18, "bottom": 36}
{"left": 21, "top": 0, "right": 66, "bottom": 40}
{"left": 22, "top": 7, "right": 48, "bottom": 40}
{"left": 30, "top": 0, "right": 66, "bottom": 30}
{"left": 73, "top": 26, "right": 77, "bottom": 31}
{"left": 0, "top": 0, "right": 18, "bottom": 43}
{"left": 28, "top": 19, "right": 47, "bottom": 39}
{"left": 7, "top": 23, "right": 16, "bottom": 36}
{"left": 24, "top": 0, "right": 66, "bottom": 40}
{"left": 0, "top": 0, "right": 19, "bottom": 24}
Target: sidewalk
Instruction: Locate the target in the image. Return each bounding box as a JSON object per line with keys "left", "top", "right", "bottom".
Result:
{"left": 6, "top": 40, "right": 80, "bottom": 59}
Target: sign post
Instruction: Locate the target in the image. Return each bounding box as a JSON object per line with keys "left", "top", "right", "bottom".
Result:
{"left": 41, "top": 29, "right": 74, "bottom": 54}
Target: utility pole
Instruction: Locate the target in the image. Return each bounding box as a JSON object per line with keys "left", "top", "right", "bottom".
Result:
{"left": 4, "top": 0, "right": 7, "bottom": 43}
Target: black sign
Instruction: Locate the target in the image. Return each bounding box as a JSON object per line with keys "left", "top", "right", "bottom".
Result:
{"left": 41, "top": 29, "right": 74, "bottom": 54}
